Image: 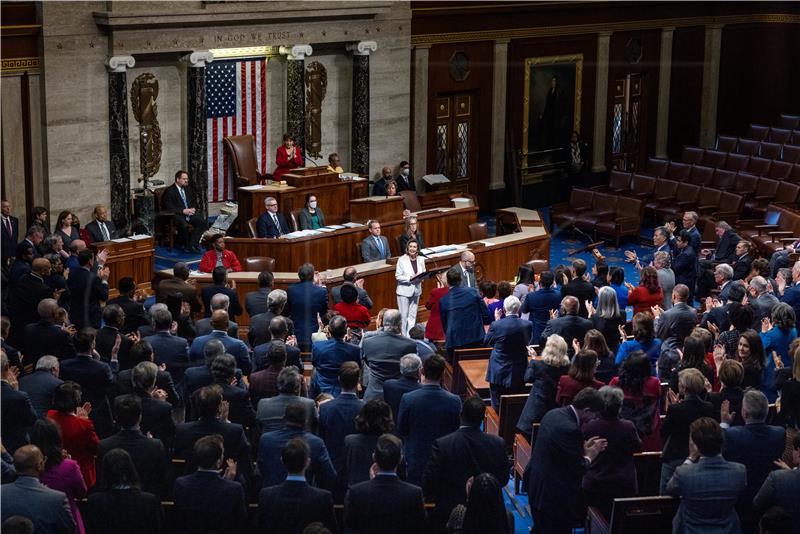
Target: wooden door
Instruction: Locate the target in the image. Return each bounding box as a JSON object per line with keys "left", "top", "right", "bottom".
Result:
{"left": 433, "top": 92, "right": 478, "bottom": 193}
{"left": 611, "top": 73, "right": 644, "bottom": 171}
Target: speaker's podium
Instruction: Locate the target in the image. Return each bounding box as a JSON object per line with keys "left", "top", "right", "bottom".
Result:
{"left": 349, "top": 195, "right": 405, "bottom": 223}
{"left": 282, "top": 167, "right": 340, "bottom": 187}
{"left": 89, "top": 235, "right": 155, "bottom": 293}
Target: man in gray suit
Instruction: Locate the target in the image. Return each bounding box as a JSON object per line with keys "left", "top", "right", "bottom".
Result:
{"left": 665, "top": 417, "right": 747, "bottom": 534}
{"left": 331, "top": 267, "right": 373, "bottom": 309}
{"left": 361, "top": 309, "right": 417, "bottom": 401}
{"left": 749, "top": 276, "right": 779, "bottom": 322}
{"left": 256, "top": 367, "right": 317, "bottom": 433}
{"left": 654, "top": 284, "right": 697, "bottom": 375}
{"left": 360, "top": 220, "right": 391, "bottom": 262}
{"left": 456, "top": 251, "right": 477, "bottom": 289}
{"left": 0, "top": 445, "right": 76, "bottom": 533}
{"left": 244, "top": 270, "right": 273, "bottom": 317}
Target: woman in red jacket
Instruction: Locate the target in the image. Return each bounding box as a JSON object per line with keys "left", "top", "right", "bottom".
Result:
{"left": 556, "top": 349, "right": 605, "bottom": 406}
{"left": 47, "top": 382, "right": 100, "bottom": 488}
{"left": 424, "top": 272, "right": 449, "bottom": 342}
{"left": 198, "top": 233, "right": 242, "bottom": 273}
{"left": 272, "top": 133, "right": 303, "bottom": 181}
{"left": 626, "top": 266, "right": 663, "bottom": 316}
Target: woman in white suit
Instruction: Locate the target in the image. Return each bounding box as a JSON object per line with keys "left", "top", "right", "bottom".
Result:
{"left": 396, "top": 239, "right": 426, "bottom": 336}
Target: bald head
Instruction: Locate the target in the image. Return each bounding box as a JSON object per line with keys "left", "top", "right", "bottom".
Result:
{"left": 561, "top": 296, "right": 579, "bottom": 315}
{"left": 211, "top": 309, "right": 229, "bottom": 331}
{"left": 32, "top": 257, "right": 52, "bottom": 276}
{"left": 69, "top": 239, "right": 87, "bottom": 254}
{"left": 13, "top": 445, "right": 45, "bottom": 477}
{"left": 381, "top": 166, "right": 393, "bottom": 177}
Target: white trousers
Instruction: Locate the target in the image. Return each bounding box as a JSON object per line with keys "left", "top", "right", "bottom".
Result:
{"left": 397, "top": 294, "right": 419, "bottom": 336}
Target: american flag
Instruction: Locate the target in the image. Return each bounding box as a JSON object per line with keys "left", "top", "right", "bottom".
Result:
{"left": 206, "top": 58, "right": 268, "bottom": 202}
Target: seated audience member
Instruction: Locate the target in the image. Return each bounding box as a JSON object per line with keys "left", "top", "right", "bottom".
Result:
{"left": 195, "top": 293, "right": 239, "bottom": 338}
{"left": 199, "top": 233, "right": 242, "bottom": 274}
{"left": 761, "top": 303, "right": 798, "bottom": 402}
{"left": 19, "top": 355, "right": 63, "bottom": 418}
{"left": 257, "top": 401, "right": 336, "bottom": 489}
{"left": 0, "top": 445, "right": 76, "bottom": 534}
{"left": 84, "top": 205, "right": 118, "bottom": 243}
{"left": 361, "top": 309, "right": 417, "bottom": 401}
{"left": 201, "top": 267, "right": 243, "bottom": 318}
{"left": 382, "top": 354, "right": 422, "bottom": 419}
{"left": 156, "top": 262, "right": 202, "bottom": 314}
{"left": 333, "top": 283, "right": 371, "bottom": 332}
{"left": 581, "top": 386, "right": 642, "bottom": 518}
{"left": 753, "top": 434, "right": 800, "bottom": 527}
{"left": 707, "top": 359, "right": 745, "bottom": 427}
{"left": 484, "top": 295, "right": 533, "bottom": 410}
{"left": 245, "top": 270, "right": 274, "bottom": 317}
{"left": 161, "top": 170, "right": 208, "bottom": 251}
{"left": 332, "top": 267, "right": 373, "bottom": 310}
{"left": 344, "top": 433, "right": 425, "bottom": 534}
{"left": 131, "top": 361, "right": 175, "bottom": 448}
{"left": 521, "top": 270, "right": 561, "bottom": 345}
{"left": 326, "top": 152, "right": 343, "bottom": 173}
{"left": 561, "top": 259, "right": 595, "bottom": 317}
{"left": 584, "top": 329, "right": 616, "bottom": 383}
{"left": 769, "top": 237, "right": 800, "bottom": 278}
{"left": 721, "top": 389, "right": 786, "bottom": 533}
{"left": 659, "top": 368, "right": 715, "bottom": 493}
{"left": 343, "top": 400, "right": 395, "bottom": 487}
{"left": 47, "top": 381, "right": 99, "bottom": 487}
{"left": 627, "top": 266, "right": 664, "bottom": 316}
{"left": 445, "top": 472, "right": 514, "bottom": 534}
{"left": 287, "top": 263, "right": 329, "bottom": 352}
{"left": 142, "top": 305, "right": 190, "bottom": 383}
{"left": 360, "top": 220, "right": 391, "bottom": 263}
{"left": 665, "top": 417, "right": 747, "bottom": 533}
{"left": 395, "top": 160, "right": 415, "bottom": 192}
{"left": 256, "top": 367, "right": 317, "bottom": 433}
{"left": 372, "top": 166, "right": 393, "bottom": 196}
{"left": 210, "top": 354, "right": 255, "bottom": 430}
{"left": 539, "top": 295, "right": 592, "bottom": 353}
{"left": 397, "top": 354, "right": 461, "bottom": 485}
{"left": 424, "top": 273, "right": 449, "bottom": 342}
{"left": 1, "top": 352, "right": 38, "bottom": 453}
{"left": 738, "top": 329, "right": 766, "bottom": 391}
{"left": 298, "top": 193, "right": 326, "bottom": 230}
{"left": 30, "top": 418, "right": 87, "bottom": 534}
{"left": 86, "top": 448, "right": 163, "bottom": 534}
{"left": 273, "top": 133, "right": 303, "bottom": 181}
{"left": 96, "top": 395, "right": 169, "bottom": 498}
{"left": 732, "top": 240, "right": 753, "bottom": 281}
{"left": 516, "top": 334, "right": 571, "bottom": 437}
{"left": 610, "top": 353, "right": 663, "bottom": 451}
{"left": 423, "top": 397, "right": 509, "bottom": 531}
{"left": 257, "top": 196, "right": 290, "bottom": 238}
{"left": 556, "top": 349, "right": 605, "bottom": 406}
{"left": 588, "top": 286, "right": 626, "bottom": 352}
{"left": 106, "top": 277, "right": 149, "bottom": 334}
{"left": 173, "top": 435, "right": 246, "bottom": 534}
{"left": 399, "top": 216, "right": 425, "bottom": 256}
{"left": 526, "top": 388, "right": 607, "bottom": 534}
{"left": 258, "top": 438, "right": 337, "bottom": 534}
{"left": 190, "top": 310, "right": 251, "bottom": 374}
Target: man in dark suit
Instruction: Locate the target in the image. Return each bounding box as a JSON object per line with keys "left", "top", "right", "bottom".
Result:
{"left": 189, "top": 310, "right": 251, "bottom": 374}
{"left": 207, "top": 355, "right": 256, "bottom": 430}
{"left": 778, "top": 261, "right": 800, "bottom": 332}
{"left": 539, "top": 295, "right": 593, "bottom": 352}
{"left": 83, "top": 205, "right": 118, "bottom": 243}
{"left": 455, "top": 250, "right": 478, "bottom": 289}
{"left": 721, "top": 390, "right": 786, "bottom": 532}
{"left": 397, "top": 355, "right": 461, "bottom": 485}
{"left": 0, "top": 445, "right": 76, "bottom": 533}
{"left": 183, "top": 339, "right": 225, "bottom": 406}
{"left": 665, "top": 417, "right": 747, "bottom": 534}
{"left": 344, "top": 433, "right": 425, "bottom": 534}
{"left": 654, "top": 284, "right": 697, "bottom": 361}
{"left": 667, "top": 211, "right": 702, "bottom": 252}
{"left": 257, "top": 196, "right": 291, "bottom": 238}
{"left": 286, "top": 263, "right": 328, "bottom": 351}
{"left": 753, "top": 433, "right": 800, "bottom": 526}
{"left": 561, "top": 259, "right": 595, "bottom": 317}
{"left": 195, "top": 292, "right": 239, "bottom": 338}
{"left": 248, "top": 289, "right": 290, "bottom": 347}
{"left": 18, "top": 356, "right": 63, "bottom": 418}
{"left": 360, "top": 220, "right": 391, "bottom": 262}
{"left": 318, "top": 362, "right": 364, "bottom": 487}
{"left": 700, "top": 282, "right": 745, "bottom": 334}
{"left": 8, "top": 242, "right": 33, "bottom": 285}
{"left": 201, "top": 267, "right": 243, "bottom": 318}
{"left": 131, "top": 361, "right": 175, "bottom": 448}
{"left": 252, "top": 315, "right": 302, "bottom": 372}
{"left": 258, "top": 438, "right": 336, "bottom": 533}
{"left": 732, "top": 240, "right": 753, "bottom": 281}
{"left": 156, "top": 262, "right": 202, "bottom": 315}
{"left": 113, "top": 340, "right": 181, "bottom": 407}
{"left": 161, "top": 170, "right": 207, "bottom": 251}
{"left": 106, "top": 277, "right": 149, "bottom": 334}
{"left": 484, "top": 295, "right": 533, "bottom": 410}
{"left": 1, "top": 199, "right": 19, "bottom": 265}
{"left": 700, "top": 221, "right": 740, "bottom": 266}
{"left": 311, "top": 316, "right": 362, "bottom": 397}
{"left": 7, "top": 258, "right": 55, "bottom": 347}
{"left": 394, "top": 160, "right": 415, "bottom": 191}
{"left": 143, "top": 305, "right": 190, "bottom": 384}
{"left": 526, "top": 387, "right": 608, "bottom": 534}
{"left": 361, "top": 309, "right": 417, "bottom": 401}
{"left": 439, "top": 267, "right": 490, "bottom": 361}
{"left": 244, "top": 270, "right": 273, "bottom": 317}
{"left": 749, "top": 276, "right": 779, "bottom": 323}
{"left": 22, "top": 298, "right": 75, "bottom": 366}
{"left": 256, "top": 367, "right": 316, "bottom": 433}
{"left": 332, "top": 267, "right": 373, "bottom": 309}
{"left": 423, "top": 397, "right": 510, "bottom": 530}
{"left": 95, "top": 304, "right": 134, "bottom": 369}
{"left": 521, "top": 270, "right": 562, "bottom": 345}
{"left": 371, "top": 165, "right": 393, "bottom": 196}
{"left": 382, "top": 354, "right": 422, "bottom": 419}
{"left": 173, "top": 434, "right": 247, "bottom": 534}
{"left": 97, "top": 395, "right": 170, "bottom": 497}
{"left": 1, "top": 352, "right": 38, "bottom": 453}
{"left": 67, "top": 249, "right": 110, "bottom": 329}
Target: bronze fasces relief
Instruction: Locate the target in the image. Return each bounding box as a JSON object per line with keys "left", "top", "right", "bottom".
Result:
{"left": 305, "top": 61, "right": 327, "bottom": 159}
{"left": 131, "top": 73, "right": 162, "bottom": 188}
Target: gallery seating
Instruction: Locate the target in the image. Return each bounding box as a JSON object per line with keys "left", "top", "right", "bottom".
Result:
{"left": 738, "top": 204, "right": 800, "bottom": 257}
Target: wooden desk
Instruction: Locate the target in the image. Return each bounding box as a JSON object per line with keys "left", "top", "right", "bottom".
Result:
{"left": 90, "top": 236, "right": 154, "bottom": 293}
{"left": 237, "top": 179, "right": 368, "bottom": 235}
{"left": 349, "top": 196, "right": 405, "bottom": 223}
{"left": 459, "top": 360, "right": 490, "bottom": 399}
{"left": 496, "top": 207, "right": 543, "bottom": 227}
{"left": 224, "top": 206, "right": 478, "bottom": 272}
{"left": 283, "top": 167, "right": 341, "bottom": 187}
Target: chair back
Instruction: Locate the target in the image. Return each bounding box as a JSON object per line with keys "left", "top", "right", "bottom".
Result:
{"left": 400, "top": 191, "right": 422, "bottom": 212}
{"left": 608, "top": 496, "right": 679, "bottom": 534}
{"left": 468, "top": 222, "right": 488, "bottom": 241}
{"left": 247, "top": 217, "right": 258, "bottom": 238}
{"left": 245, "top": 256, "right": 275, "bottom": 272}
{"left": 223, "top": 135, "right": 260, "bottom": 185}
{"left": 290, "top": 209, "right": 303, "bottom": 232}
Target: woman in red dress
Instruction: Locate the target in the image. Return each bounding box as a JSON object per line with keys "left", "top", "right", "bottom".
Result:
{"left": 425, "top": 272, "right": 449, "bottom": 342}
{"left": 627, "top": 266, "right": 663, "bottom": 316}
{"left": 272, "top": 133, "right": 303, "bottom": 181}
{"left": 556, "top": 349, "right": 605, "bottom": 406}
{"left": 47, "top": 382, "right": 100, "bottom": 488}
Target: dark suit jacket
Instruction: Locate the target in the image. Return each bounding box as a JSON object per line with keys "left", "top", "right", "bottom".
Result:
{"left": 258, "top": 480, "right": 336, "bottom": 533}
{"left": 361, "top": 331, "right": 418, "bottom": 401}
{"left": 345, "top": 474, "right": 426, "bottom": 534}
{"left": 1, "top": 215, "right": 19, "bottom": 261}
{"left": 0, "top": 381, "right": 37, "bottom": 452}
{"left": 484, "top": 314, "right": 533, "bottom": 388}
{"left": 22, "top": 320, "right": 75, "bottom": 366}
{"left": 248, "top": 311, "right": 277, "bottom": 347}
{"left": 540, "top": 314, "right": 593, "bottom": 349}
{"left": 8, "top": 257, "right": 31, "bottom": 284}
{"left": 216, "top": 382, "right": 256, "bottom": 430}
{"left": 655, "top": 301, "right": 697, "bottom": 354}
{"left": 59, "top": 354, "right": 116, "bottom": 436}
{"left": 311, "top": 339, "right": 362, "bottom": 396}
{"left": 67, "top": 266, "right": 108, "bottom": 329}
{"left": 6, "top": 272, "right": 53, "bottom": 346}
{"left": 97, "top": 429, "right": 170, "bottom": 497}
{"left": 732, "top": 253, "right": 752, "bottom": 281}
{"left": 173, "top": 470, "right": 247, "bottom": 534}
{"left": 244, "top": 288, "right": 270, "bottom": 317}
{"left": 257, "top": 425, "right": 337, "bottom": 488}
{"left": 253, "top": 339, "right": 302, "bottom": 372}
{"left": 517, "top": 361, "right": 570, "bottom": 434}
{"left": 156, "top": 276, "right": 202, "bottom": 314}
{"left": 173, "top": 417, "right": 252, "bottom": 483}
{"left": 360, "top": 234, "right": 391, "bottom": 262}
{"left": 161, "top": 183, "right": 199, "bottom": 215}
{"left": 143, "top": 331, "right": 190, "bottom": 383}
{"left": 561, "top": 277, "right": 595, "bottom": 317}
{"left": 84, "top": 219, "right": 118, "bottom": 243}
{"left": 423, "top": 426, "right": 509, "bottom": 527}
{"left": 194, "top": 317, "right": 238, "bottom": 338}
{"left": 318, "top": 392, "right": 364, "bottom": 480}
{"left": 86, "top": 488, "right": 163, "bottom": 534}
{"left": 660, "top": 395, "right": 715, "bottom": 462}
{"left": 0, "top": 475, "right": 75, "bottom": 534}
{"left": 114, "top": 368, "right": 180, "bottom": 407}
{"left": 136, "top": 392, "right": 176, "bottom": 448}
{"left": 439, "top": 286, "right": 490, "bottom": 350}
{"left": 95, "top": 326, "right": 133, "bottom": 369}
{"left": 382, "top": 376, "right": 421, "bottom": 419}
{"left": 521, "top": 287, "right": 562, "bottom": 345}
{"left": 672, "top": 245, "right": 698, "bottom": 290}
{"left": 257, "top": 212, "right": 290, "bottom": 238}
{"left": 201, "top": 284, "right": 243, "bottom": 317}
{"left": 286, "top": 280, "right": 328, "bottom": 348}
{"left": 106, "top": 295, "right": 149, "bottom": 334}
{"left": 712, "top": 230, "right": 741, "bottom": 264}
{"left": 753, "top": 468, "right": 800, "bottom": 526}
{"left": 18, "top": 370, "right": 63, "bottom": 418}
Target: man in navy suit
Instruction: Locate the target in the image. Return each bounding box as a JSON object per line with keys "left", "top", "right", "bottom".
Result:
{"left": 539, "top": 296, "right": 593, "bottom": 352}
{"left": 285, "top": 263, "right": 328, "bottom": 351}
{"left": 257, "top": 196, "right": 290, "bottom": 238}
{"left": 753, "top": 433, "right": 800, "bottom": 526}
{"left": 1, "top": 353, "right": 38, "bottom": 453}
{"left": 18, "top": 356, "right": 63, "bottom": 418}
{"left": 700, "top": 282, "right": 745, "bottom": 333}
{"left": 561, "top": 259, "right": 595, "bottom": 317}
{"left": 397, "top": 354, "right": 461, "bottom": 485}
{"left": 172, "top": 434, "right": 247, "bottom": 534}
{"left": 258, "top": 437, "right": 336, "bottom": 533}
{"left": 66, "top": 249, "right": 109, "bottom": 329}
{"left": 22, "top": 298, "right": 75, "bottom": 366}
{"left": 1, "top": 199, "right": 19, "bottom": 264}
{"left": 7, "top": 258, "right": 56, "bottom": 348}
{"left": 161, "top": 170, "right": 207, "bottom": 251}
{"left": 189, "top": 310, "right": 251, "bottom": 375}
{"left": 721, "top": 390, "right": 786, "bottom": 532}
{"left": 439, "top": 267, "right": 490, "bottom": 361}
{"left": 382, "top": 354, "right": 421, "bottom": 419}
{"left": 107, "top": 277, "right": 150, "bottom": 334}
{"left": 252, "top": 315, "right": 302, "bottom": 372}
{"left": 194, "top": 293, "right": 238, "bottom": 338}
{"left": 244, "top": 270, "right": 273, "bottom": 317}
{"left": 778, "top": 261, "right": 800, "bottom": 332}
{"left": 143, "top": 305, "right": 190, "bottom": 384}
{"left": 200, "top": 267, "right": 243, "bottom": 318}
{"left": 318, "top": 362, "right": 364, "bottom": 488}
{"left": 521, "top": 270, "right": 561, "bottom": 344}
{"left": 667, "top": 211, "right": 702, "bottom": 252}
{"left": 310, "top": 315, "right": 361, "bottom": 397}
{"left": 484, "top": 295, "right": 533, "bottom": 410}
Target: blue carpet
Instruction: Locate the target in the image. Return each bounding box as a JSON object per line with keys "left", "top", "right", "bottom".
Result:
{"left": 154, "top": 247, "right": 202, "bottom": 272}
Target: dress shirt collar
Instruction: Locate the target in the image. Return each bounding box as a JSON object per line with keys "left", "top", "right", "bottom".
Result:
{"left": 285, "top": 474, "right": 306, "bottom": 482}
{"left": 339, "top": 391, "right": 358, "bottom": 398}
{"left": 197, "top": 468, "right": 221, "bottom": 475}
{"left": 375, "top": 471, "right": 398, "bottom": 477}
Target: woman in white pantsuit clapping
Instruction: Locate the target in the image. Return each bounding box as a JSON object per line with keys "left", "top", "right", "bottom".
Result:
{"left": 396, "top": 239, "right": 426, "bottom": 336}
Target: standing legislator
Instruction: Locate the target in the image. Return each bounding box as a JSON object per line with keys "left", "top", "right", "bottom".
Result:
{"left": 273, "top": 134, "right": 303, "bottom": 182}
{"left": 396, "top": 239, "right": 426, "bottom": 336}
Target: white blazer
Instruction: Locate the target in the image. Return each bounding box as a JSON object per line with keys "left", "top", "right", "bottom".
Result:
{"left": 395, "top": 254, "right": 426, "bottom": 297}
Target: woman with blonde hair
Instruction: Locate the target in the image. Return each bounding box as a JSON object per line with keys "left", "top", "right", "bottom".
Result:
{"left": 516, "top": 334, "right": 570, "bottom": 438}
{"left": 399, "top": 215, "right": 425, "bottom": 254}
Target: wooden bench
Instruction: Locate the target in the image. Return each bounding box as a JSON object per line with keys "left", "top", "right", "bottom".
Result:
{"left": 586, "top": 496, "right": 679, "bottom": 534}
{"left": 512, "top": 423, "right": 539, "bottom": 494}
{"left": 485, "top": 393, "right": 529, "bottom": 451}
{"left": 445, "top": 347, "right": 491, "bottom": 398}
{"left": 633, "top": 451, "right": 662, "bottom": 497}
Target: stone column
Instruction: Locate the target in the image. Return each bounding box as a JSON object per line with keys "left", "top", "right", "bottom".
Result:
{"left": 655, "top": 27, "right": 675, "bottom": 158}
{"left": 347, "top": 41, "right": 377, "bottom": 176}
{"left": 592, "top": 32, "right": 612, "bottom": 173}
{"left": 105, "top": 55, "right": 135, "bottom": 230}
{"left": 412, "top": 44, "right": 430, "bottom": 189}
{"left": 279, "top": 44, "right": 313, "bottom": 160}
{"left": 185, "top": 50, "right": 213, "bottom": 219}
{"left": 490, "top": 39, "right": 510, "bottom": 191}
{"left": 699, "top": 24, "right": 724, "bottom": 148}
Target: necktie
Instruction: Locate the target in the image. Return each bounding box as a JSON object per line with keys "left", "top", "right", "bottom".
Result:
{"left": 100, "top": 222, "right": 110, "bottom": 241}
{"left": 4, "top": 218, "right": 11, "bottom": 237}
{"left": 375, "top": 237, "right": 385, "bottom": 257}
{"left": 179, "top": 187, "right": 188, "bottom": 208}
{"left": 464, "top": 269, "right": 471, "bottom": 287}
{"left": 272, "top": 214, "right": 281, "bottom": 235}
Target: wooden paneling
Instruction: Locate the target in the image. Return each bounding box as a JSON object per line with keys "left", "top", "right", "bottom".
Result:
{"left": 667, "top": 26, "right": 705, "bottom": 157}
{"left": 717, "top": 23, "right": 800, "bottom": 136}
{"left": 89, "top": 237, "right": 154, "bottom": 293}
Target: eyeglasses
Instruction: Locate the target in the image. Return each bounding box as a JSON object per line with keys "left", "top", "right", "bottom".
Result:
{"left": 266, "top": 203, "right": 277, "bottom": 207}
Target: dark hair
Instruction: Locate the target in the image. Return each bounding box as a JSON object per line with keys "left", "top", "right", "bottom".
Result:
{"left": 282, "top": 437, "right": 310, "bottom": 473}
{"left": 373, "top": 433, "right": 403, "bottom": 471}
{"left": 758, "top": 507, "right": 792, "bottom": 534}
{"left": 461, "top": 473, "right": 510, "bottom": 534}
{"left": 568, "top": 349, "right": 598, "bottom": 383}
{"left": 423, "top": 354, "right": 446, "bottom": 381}
{"left": 339, "top": 361, "right": 360, "bottom": 390}
{"left": 632, "top": 312, "right": 655, "bottom": 344}
{"left": 328, "top": 315, "right": 348, "bottom": 339}
{"left": 212, "top": 266, "right": 227, "bottom": 285}
{"left": 609, "top": 267, "right": 625, "bottom": 286}
{"left": 174, "top": 169, "right": 188, "bottom": 180}
{"left": 194, "top": 434, "right": 224, "bottom": 469}
{"left": 30, "top": 419, "right": 64, "bottom": 470}
{"left": 112, "top": 395, "right": 142, "bottom": 428}
{"left": 282, "top": 133, "right": 295, "bottom": 143}
{"left": 680, "top": 336, "right": 708, "bottom": 371}
{"left": 211, "top": 354, "right": 236, "bottom": 384}
{"left": 340, "top": 282, "right": 359, "bottom": 304}
{"left": 446, "top": 267, "right": 462, "bottom": 287}
{"left": 55, "top": 210, "right": 74, "bottom": 231}
{"left": 98, "top": 448, "right": 141, "bottom": 490}
{"left": 517, "top": 264, "right": 535, "bottom": 285}
{"left": 751, "top": 257, "right": 771, "bottom": 278}
{"left": 497, "top": 281, "right": 513, "bottom": 300}
{"left": 460, "top": 397, "right": 484, "bottom": 426}
{"left": 572, "top": 259, "right": 587, "bottom": 277}
{"left": 266, "top": 341, "right": 288, "bottom": 368}
{"left": 73, "top": 328, "right": 96, "bottom": 353}
{"left": 739, "top": 329, "right": 766, "bottom": 370}
{"left": 298, "top": 263, "right": 315, "bottom": 282}
{"left": 594, "top": 262, "right": 609, "bottom": 282}
{"left": 639, "top": 266, "right": 661, "bottom": 294}
{"left": 617, "top": 352, "right": 651, "bottom": 394}
{"left": 196, "top": 384, "right": 224, "bottom": 420}
{"left": 572, "top": 387, "right": 605, "bottom": 412}
{"left": 1, "top": 516, "right": 34, "bottom": 534}
{"left": 53, "top": 381, "right": 82, "bottom": 413}
{"left": 284, "top": 401, "right": 307, "bottom": 427}
{"left": 583, "top": 329, "right": 610, "bottom": 360}
{"left": 727, "top": 283, "right": 746, "bottom": 304}
{"left": 539, "top": 270, "right": 555, "bottom": 287}
{"left": 118, "top": 277, "right": 136, "bottom": 294}
{"left": 258, "top": 270, "right": 274, "bottom": 289}
{"left": 478, "top": 280, "right": 497, "bottom": 299}
{"left": 728, "top": 303, "right": 754, "bottom": 331}
{"left": 129, "top": 340, "right": 154, "bottom": 365}
{"left": 304, "top": 192, "right": 317, "bottom": 209}
{"left": 690, "top": 417, "right": 723, "bottom": 456}
{"left": 355, "top": 400, "right": 393, "bottom": 434}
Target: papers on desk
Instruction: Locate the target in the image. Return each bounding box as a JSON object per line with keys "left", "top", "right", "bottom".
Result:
{"left": 128, "top": 234, "right": 151, "bottom": 240}
{"left": 111, "top": 237, "right": 130, "bottom": 243}
{"left": 283, "top": 230, "right": 322, "bottom": 239}
{"left": 324, "top": 224, "right": 347, "bottom": 230}
{"left": 342, "top": 222, "right": 365, "bottom": 228}
{"left": 239, "top": 184, "right": 264, "bottom": 190}
{"left": 316, "top": 227, "right": 337, "bottom": 233}
{"left": 421, "top": 244, "right": 467, "bottom": 258}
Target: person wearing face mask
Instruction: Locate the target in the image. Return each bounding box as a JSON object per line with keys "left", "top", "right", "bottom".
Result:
{"left": 298, "top": 193, "right": 326, "bottom": 231}
{"left": 395, "top": 161, "right": 414, "bottom": 192}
